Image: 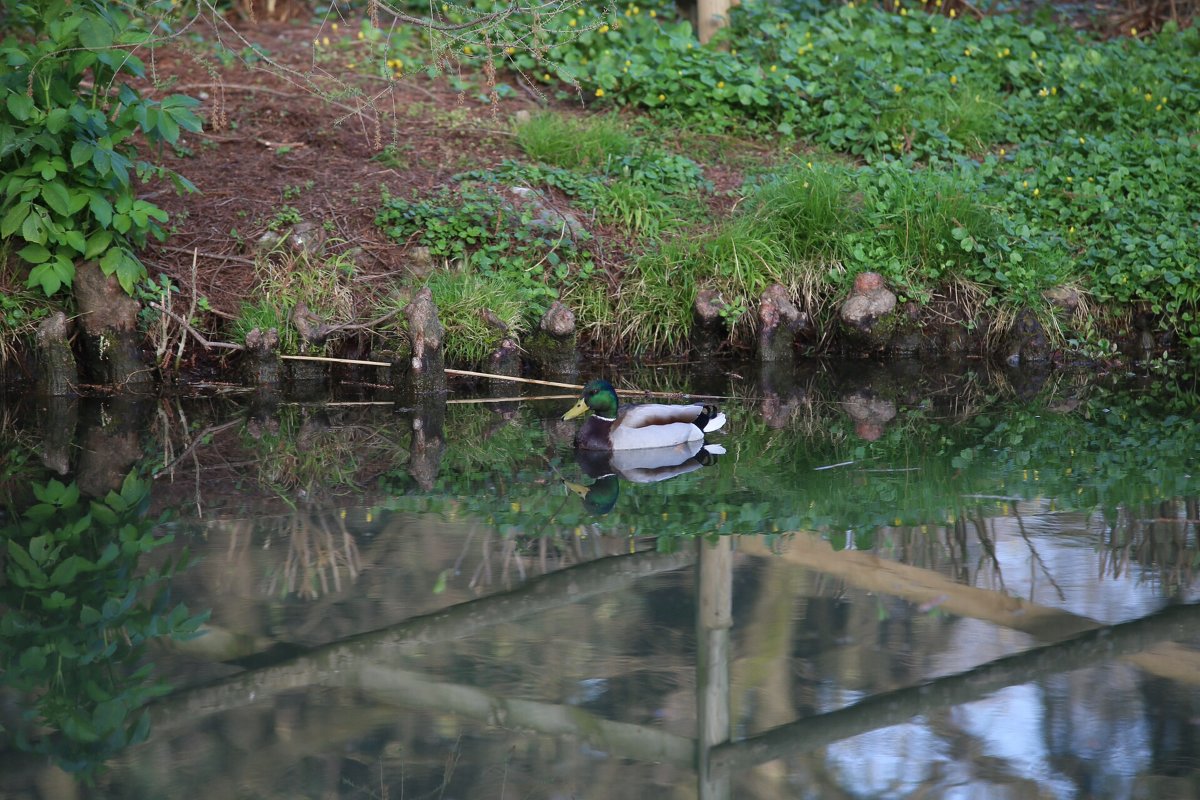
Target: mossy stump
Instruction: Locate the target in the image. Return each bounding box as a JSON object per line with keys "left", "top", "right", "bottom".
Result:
{"left": 76, "top": 396, "right": 150, "bottom": 498}
{"left": 693, "top": 289, "right": 729, "bottom": 359}
{"left": 243, "top": 328, "right": 282, "bottom": 386}
{"left": 38, "top": 395, "right": 78, "bottom": 475}
{"left": 74, "top": 261, "right": 152, "bottom": 391}
{"left": 35, "top": 311, "right": 78, "bottom": 397}
{"left": 838, "top": 272, "right": 899, "bottom": 355}
{"left": 527, "top": 301, "right": 577, "bottom": 377}
{"left": 758, "top": 284, "right": 810, "bottom": 362}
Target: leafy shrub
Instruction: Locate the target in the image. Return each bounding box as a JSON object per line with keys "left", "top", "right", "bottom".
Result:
{"left": 0, "top": 0, "right": 201, "bottom": 296}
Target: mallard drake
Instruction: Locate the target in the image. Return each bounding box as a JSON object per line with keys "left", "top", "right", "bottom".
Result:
{"left": 562, "top": 379, "right": 726, "bottom": 451}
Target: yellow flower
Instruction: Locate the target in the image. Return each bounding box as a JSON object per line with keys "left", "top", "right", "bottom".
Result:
{"left": 1031, "top": 51, "right": 1038, "bottom": 60}
{"left": 331, "top": 22, "right": 339, "bottom": 31}
{"left": 770, "top": 64, "right": 777, "bottom": 72}
{"left": 1022, "top": 180, "right": 1028, "bottom": 188}
{"left": 687, "top": 42, "right": 693, "bottom": 49}
{"left": 949, "top": 74, "right": 957, "bottom": 85}
{"left": 577, "top": 7, "right": 584, "bottom": 14}
{"left": 543, "top": 73, "right": 551, "bottom": 80}
{"left": 899, "top": 8, "right": 907, "bottom": 15}
{"left": 595, "top": 88, "right": 604, "bottom": 97}
{"left": 1079, "top": 136, "right": 1085, "bottom": 143}
{"left": 930, "top": 26, "right": 937, "bottom": 33}
{"left": 1130, "top": 27, "right": 1137, "bottom": 35}
{"left": 322, "top": 36, "right": 330, "bottom": 46}
{"left": 964, "top": 48, "right": 972, "bottom": 56}
{"left": 649, "top": 9, "right": 656, "bottom": 16}
{"left": 893, "top": 83, "right": 902, "bottom": 93}
{"left": 568, "top": 18, "right": 576, "bottom": 26}
{"left": 807, "top": 161, "right": 813, "bottom": 168}
{"left": 1144, "top": 92, "right": 1153, "bottom": 101}
{"left": 1069, "top": 226, "right": 1075, "bottom": 233}
{"left": 658, "top": 93, "right": 665, "bottom": 101}
{"left": 1033, "top": 188, "right": 1040, "bottom": 197}
{"left": 1066, "top": 176, "right": 1073, "bottom": 183}
{"left": 312, "top": 38, "right": 320, "bottom": 46}
{"left": 1156, "top": 104, "right": 1163, "bottom": 111}
{"left": 999, "top": 148, "right": 1006, "bottom": 156}
{"left": 463, "top": 45, "right": 472, "bottom": 54}
{"left": 598, "top": 24, "right": 609, "bottom": 33}
{"left": 505, "top": 47, "right": 515, "bottom": 55}
{"left": 717, "top": 81, "right": 725, "bottom": 88}
{"left": 625, "top": 59, "right": 632, "bottom": 66}
{"left": 949, "top": 8, "right": 957, "bottom": 17}
{"left": 357, "top": 30, "right": 364, "bottom": 40}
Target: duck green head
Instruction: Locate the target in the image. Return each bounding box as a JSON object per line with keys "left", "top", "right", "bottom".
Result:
{"left": 562, "top": 379, "right": 619, "bottom": 421}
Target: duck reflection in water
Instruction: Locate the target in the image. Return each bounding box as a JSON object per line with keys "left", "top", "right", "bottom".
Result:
{"left": 564, "top": 440, "right": 726, "bottom": 515}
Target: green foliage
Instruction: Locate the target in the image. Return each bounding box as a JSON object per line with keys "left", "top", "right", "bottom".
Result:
{"left": 0, "top": 0, "right": 201, "bottom": 297}
{"left": 417, "top": 269, "right": 531, "bottom": 366}
{"left": 230, "top": 250, "right": 357, "bottom": 353}
{"left": 375, "top": 182, "right": 593, "bottom": 322}
{"left": 494, "top": 0, "right": 1200, "bottom": 349}
{"left": 0, "top": 471, "right": 207, "bottom": 774}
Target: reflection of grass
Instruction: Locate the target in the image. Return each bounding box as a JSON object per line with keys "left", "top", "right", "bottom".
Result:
{"left": 245, "top": 407, "right": 386, "bottom": 501}
{"left": 266, "top": 511, "right": 363, "bottom": 600}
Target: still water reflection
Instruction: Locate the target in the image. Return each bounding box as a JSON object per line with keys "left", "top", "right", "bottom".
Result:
{"left": 2, "top": 363, "right": 1200, "bottom": 798}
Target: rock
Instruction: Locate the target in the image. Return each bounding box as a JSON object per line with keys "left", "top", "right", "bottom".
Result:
{"left": 1043, "top": 285, "right": 1081, "bottom": 312}
{"left": 292, "top": 302, "right": 331, "bottom": 346}
{"left": 73, "top": 261, "right": 152, "bottom": 390}
{"left": 407, "top": 245, "right": 435, "bottom": 279}
{"left": 508, "top": 186, "right": 588, "bottom": 241}
{"left": 758, "top": 283, "right": 810, "bottom": 362}
{"left": 257, "top": 221, "right": 327, "bottom": 257}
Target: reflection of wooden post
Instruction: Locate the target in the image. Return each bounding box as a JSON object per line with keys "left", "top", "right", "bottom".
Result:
{"left": 697, "top": 536, "right": 732, "bottom": 800}
{"left": 696, "top": 0, "right": 731, "bottom": 44}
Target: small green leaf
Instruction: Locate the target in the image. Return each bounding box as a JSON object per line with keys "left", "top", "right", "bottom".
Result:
{"left": 18, "top": 243, "right": 51, "bottom": 264}
{"left": 0, "top": 201, "right": 29, "bottom": 237}
{"left": 41, "top": 181, "right": 71, "bottom": 216}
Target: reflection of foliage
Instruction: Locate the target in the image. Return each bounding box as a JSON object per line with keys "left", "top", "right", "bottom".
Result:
{"left": 375, "top": 379, "right": 1200, "bottom": 551}
{"left": 243, "top": 407, "right": 404, "bottom": 502}
{"left": 0, "top": 472, "right": 208, "bottom": 775}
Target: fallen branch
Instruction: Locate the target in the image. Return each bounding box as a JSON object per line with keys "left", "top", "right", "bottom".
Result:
{"left": 149, "top": 302, "right": 245, "bottom": 351}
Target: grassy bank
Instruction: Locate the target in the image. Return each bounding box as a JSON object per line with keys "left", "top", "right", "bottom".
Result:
{"left": 365, "top": 0, "right": 1200, "bottom": 358}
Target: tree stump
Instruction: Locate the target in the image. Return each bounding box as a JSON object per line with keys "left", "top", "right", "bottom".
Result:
{"left": 758, "top": 284, "right": 810, "bottom": 362}
{"left": 692, "top": 289, "right": 728, "bottom": 359}
{"left": 34, "top": 311, "right": 78, "bottom": 396}
{"left": 243, "top": 328, "right": 281, "bottom": 387}
{"left": 403, "top": 287, "right": 445, "bottom": 396}
{"left": 839, "top": 271, "right": 899, "bottom": 354}
{"left": 527, "top": 300, "right": 577, "bottom": 376}
{"left": 74, "top": 261, "right": 152, "bottom": 390}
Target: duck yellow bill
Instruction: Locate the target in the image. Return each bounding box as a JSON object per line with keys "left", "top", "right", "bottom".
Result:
{"left": 563, "top": 481, "right": 590, "bottom": 499}
{"left": 562, "top": 398, "right": 590, "bottom": 421}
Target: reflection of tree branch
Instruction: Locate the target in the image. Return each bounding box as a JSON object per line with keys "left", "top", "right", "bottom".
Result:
{"left": 1011, "top": 501, "right": 1066, "bottom": 602}
{"left": 151, "top": 549, "right": 694, "bottom": 727}
{"left": 711, "top": 601, "right": 1200, "bottom": 773}
{"left": 972, "top": 506, "right": 1006, "bottom": 593}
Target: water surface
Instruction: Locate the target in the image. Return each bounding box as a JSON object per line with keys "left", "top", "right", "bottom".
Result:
{"left": 2, "top": 363, "right": 1199, "bottom": 798}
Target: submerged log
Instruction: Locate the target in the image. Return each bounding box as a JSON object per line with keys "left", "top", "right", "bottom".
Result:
{"left": 758, "top": 284, "right": 810, "bottom": 362}
{"left": 34, "top": 311, "right": 78, "bottom": 397}
{"left": 74, "top": 261, "right": 153, "bottom": 390}
{"left": 526, "top": 301, "right": 577, "bottom": 376}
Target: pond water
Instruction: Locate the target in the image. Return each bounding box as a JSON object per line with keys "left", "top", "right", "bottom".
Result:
{"left": 2, "top": 362, "right": 1200, "bottom": 799}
